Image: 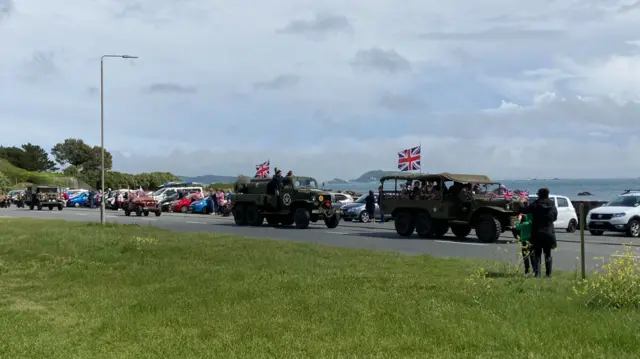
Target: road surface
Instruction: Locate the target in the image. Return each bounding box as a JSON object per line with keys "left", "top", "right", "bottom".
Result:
{"left": 1, "top": 207, "right": 637, "bottom": 272}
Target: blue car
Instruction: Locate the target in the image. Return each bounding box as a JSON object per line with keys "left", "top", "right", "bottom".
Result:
{"left": 67, "top": 192, "right": 89, "bottom": 207}
{"left": 189, "top": 197, "right": 213, "bottom": 214}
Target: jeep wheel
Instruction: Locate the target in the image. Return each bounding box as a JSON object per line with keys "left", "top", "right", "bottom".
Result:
{"left": 475, "top": 214, "right": 501, "bottom": 243}
{"left": 324, "top": 214, "right": 340, "bottom": 229}
{"left": 450, "top": 224, "right": 471, "bottom": 238}
{"left": 245, "top": 205, "right": 264, "bottom": 226}
{"left": 136, "top": 207, "right": 143, "bottom": 217}
{"left": 566, "top": 219, "right": 577, "bottom": 233}
{"left": 144, "top": 211, "right": 150, "bottom": 217}
{"left": 266, "top": 216, "right": 280, "bottom": 226}
{"left": 415, "top": 212, "right": 433, "bottom": 238}
{"left": 626, "top": 219, "right": 640, "bottom": 237}
{"left": 359, "top": 211, "right": 370, "bottom": 223}
{"left": 57, "top": 204, "right": 63, "bottom": 211}
{"left": 394, "top": 211, "right": 415, "bottom": 237}
{"left": 233, "top": 204, "right": 247, "bottom": 226}
{"left": 125, "top": 209, "right": 131, "bottom": 216}
{"left": 49, "top": 206, "right": 53, "bottom": 211}
{"left": 590, "top": 230, "right": 604, "bottom": 236}
{"left": 155, "top": 210, "right": 161, "bottom": 217}
{"left": 294, "top": 208, "right": 310, "bottom": 229}
{"left": 180, "top": 206, "right": 188, "bottom": 213}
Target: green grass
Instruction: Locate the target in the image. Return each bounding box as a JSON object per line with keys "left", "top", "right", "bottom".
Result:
{"left": 0, "top": 219, "right": 637, "bottom": 359}
{"left": 0, "top": 159, "right": 70, "bottom": 188}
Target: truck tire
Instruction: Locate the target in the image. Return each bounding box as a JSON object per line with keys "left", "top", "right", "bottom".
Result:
{"left": 294, "top": 208, "right": 310, "bottom": 229}
{"left": 324, "top": 214, "right": 340, "bottom": 229}
{"left": 233, "top": 204, "right": 247, "bottom": 226}
{"left": 57, "top": 204, "right": 63, "bottom": 211}
{"left": 266, "top": 216, "right": 280, "bottom": 226}
{"left": 415, "top": 211, "right": 433, "bottom": 238}
{"left": 49, "top": 206, "right": 53, "bottom": 211}
{"left": 394, "top": 211, "right": 415, "bottom": 236}
{"left": 450, "top": 224, "right": 471, "bottom": 238}
{"left": 475, "top": 214, "right": 501, "bottom": 243}
{"left": 432, "top": 221, "right": 449, "bottom": 238}
{"left": 245, "top": 205, "right": 264, "bottom": 226}
{"left": 155, "top": 210, "right": 161, "bottom": 217}
{"left": 136, "top": 207, "right": 143, "bottom": 217}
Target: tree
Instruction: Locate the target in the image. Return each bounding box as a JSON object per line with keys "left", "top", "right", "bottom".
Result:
{"left": 51, "top": 139, "right": 112, "bottom": 172}
{"left": 0, "top": 146, "right": 30, "bottom": 170}
{"left": 0, "top": 171, "right": 10, "bottom": 193}
{"left": 21, "top": 143, "right": 57, "bottom": 172}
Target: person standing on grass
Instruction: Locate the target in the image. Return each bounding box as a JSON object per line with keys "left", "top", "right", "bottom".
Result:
{"left": 365, "top": 190, "right": 376, "bottom": 223}
{"left": 520, "top": 187, "right": 557, "bottom": 278}
{"left": 514, "top": 213, "right": 533, "bottom": 276}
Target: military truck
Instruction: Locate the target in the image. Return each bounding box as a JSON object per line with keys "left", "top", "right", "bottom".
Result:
{"left": 24, "top": 185, "right": 64, "bottom": 211}
{"left": 379, "top": 173, "right": 523, "bottom": 243}
{"left": 231, "top": 175, "right": 341, "bottom": 229}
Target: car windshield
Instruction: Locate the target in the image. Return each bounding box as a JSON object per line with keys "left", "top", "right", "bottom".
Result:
{"left": 355, "top": 194, "right": 376, "bottom": 203}
{"left": 607, "top": 195, "right": 640, "bottom": 207}
{"left": 152, "top": 188, "right": 166, "bottom": 196}
{"left": 295, "top": 178, "right": 318, "bottom": 188}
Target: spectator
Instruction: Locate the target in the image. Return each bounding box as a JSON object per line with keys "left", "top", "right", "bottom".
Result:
{"left": 521, "top": 187, "right": 558, "bottom": 278}
{"left": 365, "top": 190, "right": 376, "bottom": 224}
{"left": 216, "top": 189, "right": 225, "bottom": 214}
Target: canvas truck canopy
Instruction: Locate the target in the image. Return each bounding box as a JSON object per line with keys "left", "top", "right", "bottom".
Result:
{"left": 379, "top": 172, "right": 494, "bottom": 184}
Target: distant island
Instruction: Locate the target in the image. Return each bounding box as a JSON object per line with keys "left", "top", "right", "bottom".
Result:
{"left": 350, "top": 170, "right": 404, "bottom": 183}
{"left": 327, "top": 178, "right": 348, "bottom": 184}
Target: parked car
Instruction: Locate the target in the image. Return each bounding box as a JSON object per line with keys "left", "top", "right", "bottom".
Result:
{"left": 173, "top": 193, "right": 201, "bottom": 213}
{"left": 340, "top": 193, "right": 391, "bottom": 223}
{"left": 587, "top": 190, "right": 640, "bottom": 237}
{"left": 67, "top": 192, "right": 89, "bottom": 207}
{"left": 189, "top": 196, "right": 213, "bottom": 214}
{"left": 512, "top": 194, "right": 578, "bottom": 238}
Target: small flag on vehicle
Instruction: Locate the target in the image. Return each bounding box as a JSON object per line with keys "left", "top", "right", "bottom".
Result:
{"left": 255, "top": 160, "right": 270, "bottom": 178}
{"left": 397, "top": 145, "right": 421, "bottom": 172}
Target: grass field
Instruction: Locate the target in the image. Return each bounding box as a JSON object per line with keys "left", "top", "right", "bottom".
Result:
{"left": 0, "top": 219, "right": 637, "bottom": 358}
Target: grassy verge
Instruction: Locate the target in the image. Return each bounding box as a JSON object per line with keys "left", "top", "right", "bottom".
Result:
{"left": 0, "top": 219, "right": 637, "bottom": 358}
{"left": 0, "top": 159, "right": 73, "bottom": 188}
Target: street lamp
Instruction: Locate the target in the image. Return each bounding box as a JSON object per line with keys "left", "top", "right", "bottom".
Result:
{"left": 100, "top": 54, "right": 138, "bottom": 225}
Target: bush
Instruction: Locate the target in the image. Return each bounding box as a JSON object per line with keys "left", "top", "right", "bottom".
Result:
{"left": 0, "top": 171, "right": 10, "bottom": 193}
{"left": 573, "top": 246, "right": 640, "bottom": 309}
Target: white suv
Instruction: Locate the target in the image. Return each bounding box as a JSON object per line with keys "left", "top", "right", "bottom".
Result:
{"left": 587, "top": 191, "right": 640, "bottom": 237}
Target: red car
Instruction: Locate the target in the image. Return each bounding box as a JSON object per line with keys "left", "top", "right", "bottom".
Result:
{"left": 172, "top": 193, "right": 201, "bottom": 213}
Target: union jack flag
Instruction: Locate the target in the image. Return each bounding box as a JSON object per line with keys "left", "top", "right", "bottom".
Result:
{"left": 255, "top": 160, "right": 270, "bottom": 178}
{"left": 397, "top": 145, "right": 421, "bottom": 171}
{"left": 504, "top": 188, "right": 513, "bottom": 201}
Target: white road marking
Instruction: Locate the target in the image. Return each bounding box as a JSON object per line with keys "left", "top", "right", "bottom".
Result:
{"left": 325, "top": 231, "right": 350, "bottom": 235}
{"left": 75, "top": 213, "right": 87, "bottom": 216}
{"left": 186, "top": 221, "right": 207, "bottom": 224}
{"left": 435, "top": 240, "right": 487, "bottom": 246}
{"left": 612, "top": 254, "right": 640, "bottom": 259}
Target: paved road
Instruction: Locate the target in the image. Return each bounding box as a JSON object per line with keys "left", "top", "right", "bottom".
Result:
{"left": 1, "top": 206, "right": 638, "bottom": 272}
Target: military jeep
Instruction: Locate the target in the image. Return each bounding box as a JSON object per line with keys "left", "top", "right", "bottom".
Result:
{"left": 379, "top": 173, "right": 523, "bottom": 243}
{"left": 231, "top": 175, "right": 341, "bottom": 229}
{"left": 24, "top": 185, "right": 64, "bottom": 211}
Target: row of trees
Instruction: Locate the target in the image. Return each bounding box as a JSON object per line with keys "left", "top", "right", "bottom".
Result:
{"left": 0, "top": 139, "right": 181, "bottom": 190}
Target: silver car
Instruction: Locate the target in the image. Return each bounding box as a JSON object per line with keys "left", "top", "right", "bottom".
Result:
{"left": 340, "top": 194, "right": 391, "bottom": 222}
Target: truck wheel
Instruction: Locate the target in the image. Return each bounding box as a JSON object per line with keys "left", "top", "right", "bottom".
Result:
{"left": 233, "top": 204, "right": 247, "bottom": 226}
{"left": 394, "top": 211, "right": 415, "bottom": 236}
{"left": 49, "top": 206, "right": 53, "bottom": 211}
{"left": 475, "top": 214, "right": 501, "bottom": 243}
{"left": 450, "top": 224, "right": 471, "bottom": 238}
{"left": 136, "top": 207, "right": 143, "bottom": 217}
{"left": 415, "top": 211, "right": 433, "bottom": 238}
{"left": 155, "top": 210, "right": 161, "bottom": 217}
{"left": 144, "top": 211, "right": 150, "bottom": 217}
{"left": 324, "top": 214, "right": 340, "bottom": 228}
{"left": 57, "top": 204, "right": 63, "bottom": 211}
{"left": 294, "top": 208, "right": 310, "bottom": 229}
{"left": 245, "top": 205, "right": 263, "bottom": 226}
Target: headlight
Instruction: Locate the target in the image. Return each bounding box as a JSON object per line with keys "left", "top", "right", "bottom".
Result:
{"left": 311, "top": 196, "right": 316, "bottom": 201}
{"left": 613, "top": 212, "right": 626, "bottom": 218}
{"left": 318, "top": 195, "right": 324, "bottom": 201}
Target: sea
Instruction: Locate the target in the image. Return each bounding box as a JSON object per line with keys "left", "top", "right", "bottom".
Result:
{"left": 324, "top": 178, "right": 640, "bottom": 201}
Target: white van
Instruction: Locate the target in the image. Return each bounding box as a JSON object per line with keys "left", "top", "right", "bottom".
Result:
{"left": 526, "top": 194, "right": 579, "bottom": 232}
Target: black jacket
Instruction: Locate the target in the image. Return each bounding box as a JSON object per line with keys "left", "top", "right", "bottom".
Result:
{"left": 267, "top": 176, "right": 282, "bottom": 194}
{"left": 521, "top": 198, "right": 558, "bottom": 248}
{"left": 365, "top": 193, "right": 376, "bottom": 212}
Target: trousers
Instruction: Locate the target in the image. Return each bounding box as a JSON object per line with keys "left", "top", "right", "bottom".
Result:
{"left": 532, "top": 246, "right": 552, "bottom": 277}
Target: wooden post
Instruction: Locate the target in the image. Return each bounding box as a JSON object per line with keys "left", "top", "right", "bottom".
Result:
{"left": 579, "top": 203, "right": 586, "bottom": 279}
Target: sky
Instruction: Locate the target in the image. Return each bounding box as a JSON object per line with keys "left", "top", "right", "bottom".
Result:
{"left": 2, "top": 0, "right": 640, "bottom": 181}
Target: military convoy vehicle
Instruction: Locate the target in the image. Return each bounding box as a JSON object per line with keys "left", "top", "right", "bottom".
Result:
{"left": 379, "top": 173, "right": 523, "bottom": 243}
{"left": 231, "top": 175, "right": 341, "bottom": 229}
{"left": 124, "top": 195, "right": 162, "bottom": 217}
{"left": 24, "top": 185, "right": 65, "bottom": 211}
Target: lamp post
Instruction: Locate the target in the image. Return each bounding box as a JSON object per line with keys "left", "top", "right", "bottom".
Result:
{"left": 100, "top": 54, "right": 138, "bottom": 225}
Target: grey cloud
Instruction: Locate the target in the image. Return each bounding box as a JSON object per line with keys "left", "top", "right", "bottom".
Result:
{"left": 0, "top": 0, "right": 14, "bottom": 20}
{"left": 277, "top": 14, "right": 353, "bottom": 39}
{"left": 86, "top": 86, "right": 99, "bottom": 96}
{"left": 253, "top": 74, "right": 300, "bottom": 91}
{"left": 618, "top": 0, "right": 640, "bottom": 13}
{"left": 143, "top": 83, "right": 197, "bottom": 94}
{"left": 350, "top": 48, "right": 411, "bottom": 74}
{"left": 378, "top": 93, "right": 426, "bottom": 112}
{"left": 21, "top": 51, "right": 58, "bottom": 82}
{"left": 419, "top": 27, "right": 563, "bottom": 42}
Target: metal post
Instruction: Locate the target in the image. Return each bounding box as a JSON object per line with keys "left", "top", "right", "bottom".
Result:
{"left": 100, "top": 58, "right": 105, "bottom": 225}
{"left": 579, "top": 203, "right": 585, "bottom": 279}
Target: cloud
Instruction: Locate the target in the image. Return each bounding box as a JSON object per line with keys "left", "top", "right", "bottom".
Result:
{"left": 253, "top": 74, "right": 300, "bottom": 91}
{"left": 350, "top": 48, "right": 411, "bottom": 74}
{"left": 277, "top": 14, "right": 353, "bottom": 39}
{"left": 143, "top": 83, "right": 197, "bottom": 94}
{"left": 0, "top": 0, "right": 13, "bottom": 20}
{"left": 4, "top": 0, "right": 640, "bottom": 181}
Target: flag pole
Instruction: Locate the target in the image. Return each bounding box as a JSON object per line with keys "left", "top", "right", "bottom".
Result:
{"left": 419, "top": 142, "right": 422, "bottom": 173}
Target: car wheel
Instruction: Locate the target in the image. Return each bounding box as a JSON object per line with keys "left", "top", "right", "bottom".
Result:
{"left": 626, "top": 219, "right": 640, "bottom": 237}
{"left": 359, "top": 211, "right": 370, "bottom": 223}
{"left": 180, "top": 206, "right": 188, "bottom": 213}
{"left": 566, "top": 220, "right": 578, "bottom": 233}
{"left": 589, "top": 230, "right": 604, "bottom": 236}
